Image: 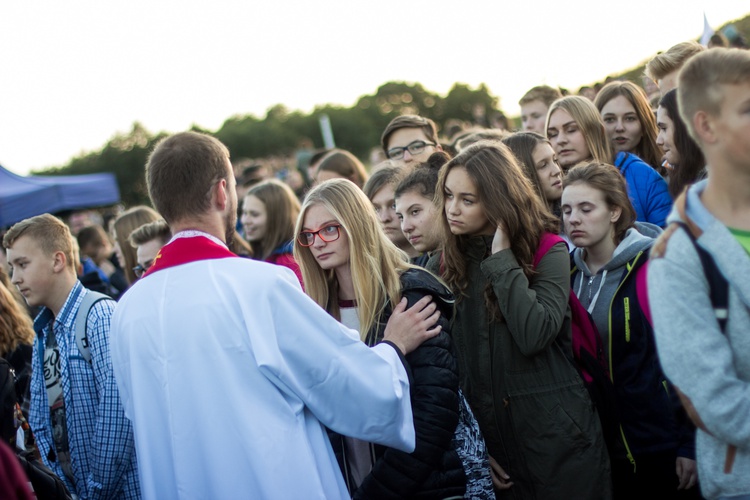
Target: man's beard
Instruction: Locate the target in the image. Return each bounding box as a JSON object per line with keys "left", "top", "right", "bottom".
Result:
{"left": 225, "top": 209, "right": 237, "bottom": 248}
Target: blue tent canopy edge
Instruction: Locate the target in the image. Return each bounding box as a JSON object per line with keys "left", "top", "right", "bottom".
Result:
{"left": 0, "top": 165, "right": 120, "bottom": 228}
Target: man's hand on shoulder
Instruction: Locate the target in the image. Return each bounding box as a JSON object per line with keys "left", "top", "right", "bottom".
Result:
{"left": 383, "top": 296, "right": 441, "bottom": 355}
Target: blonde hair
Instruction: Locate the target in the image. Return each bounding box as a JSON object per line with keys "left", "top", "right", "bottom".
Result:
{"left": 3, "top": 214, "right": 77, "bottom": 273}
{"left": 678, "top": 48, "right": 750, "bottom": 143}
{"left": 645, "top": 41, "right": 705, "bottom": 82}
{"left": 547, "top": 95, "right": 612, "bottom": 165}
{"left": 294, "top": 179, "right": 413, "bottom": 340}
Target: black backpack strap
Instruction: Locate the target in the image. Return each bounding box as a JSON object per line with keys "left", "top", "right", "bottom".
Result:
{"left": 676, "top": 222, "right": 729, "bottom": 334}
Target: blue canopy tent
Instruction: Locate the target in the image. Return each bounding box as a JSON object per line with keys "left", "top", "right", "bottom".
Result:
{"left": 0, "top": 165, "right": 120, "bottom": 228}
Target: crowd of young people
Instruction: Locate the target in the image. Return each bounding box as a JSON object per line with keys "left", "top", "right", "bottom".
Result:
{"left": 0, "top": 44, "right": 749, "bottom": 500}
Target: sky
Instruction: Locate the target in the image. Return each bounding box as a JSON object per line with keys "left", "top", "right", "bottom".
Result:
{"left": 1, "top": 1, "right": 748, "bottom": 176}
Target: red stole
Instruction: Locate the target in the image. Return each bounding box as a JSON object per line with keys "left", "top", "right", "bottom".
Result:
{"left": 142, "top": 234, "right": 238, "bottom": 278}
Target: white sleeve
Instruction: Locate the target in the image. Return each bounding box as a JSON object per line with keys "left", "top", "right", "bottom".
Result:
{"left": 248, "top": 272, "right": 416, "bottom": 452}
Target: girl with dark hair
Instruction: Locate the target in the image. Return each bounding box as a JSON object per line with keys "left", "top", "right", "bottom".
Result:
{"left": 656, "top": 89, "right": 707, "bottom": 199}
{"left": 562, "top": 162, "right": 701, "bottom": 499}
{"left": 501, "top": 132, "right": 563, "bottom": 216}
{"left": 394, "top": 151, "right": 451, "bottom": 267}
{"left": 241, "top": 178, "right": 302, "bottom": 284}
{"left": 428, "top": 140, "right": 611, "bottom": 499}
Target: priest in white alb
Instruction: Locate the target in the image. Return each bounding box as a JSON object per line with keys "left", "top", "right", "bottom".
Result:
{"left": 110, "top": 131, "right": 442, "bottom": 500}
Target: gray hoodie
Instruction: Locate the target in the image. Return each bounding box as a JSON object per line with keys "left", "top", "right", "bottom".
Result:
{"left": 571, "top": 222, "right": 662, "bottom": 353}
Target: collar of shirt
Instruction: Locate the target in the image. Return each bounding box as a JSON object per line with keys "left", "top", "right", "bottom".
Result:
{"left": 169, "top": 230, "right": 228, "bottom": 249}
{"left": 33, "top": 280, "right": 85, "bottom": 338}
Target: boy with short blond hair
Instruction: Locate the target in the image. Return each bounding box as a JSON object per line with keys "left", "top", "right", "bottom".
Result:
{"left": 649, "top": 48, "right": 750, "bottom": 499}
{"left": 3, "top": 214, "right": 140, "bottom": 499}
{"left": 518, "top": 85, "right": 562, "bottom": 135}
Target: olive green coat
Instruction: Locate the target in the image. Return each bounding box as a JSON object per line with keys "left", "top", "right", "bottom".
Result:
{"left": 428, "top": 236, "right": 611, "bottom": 500}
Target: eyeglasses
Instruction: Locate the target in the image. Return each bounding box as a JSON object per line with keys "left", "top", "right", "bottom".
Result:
{"left": 387, "top": 140, "right": 436, "bottom": 160}
{"left": 133, "top": 259, "right": 154, "bottom": 279}
{"left": 297, "top": 224, "right": 342, "bottom": 247}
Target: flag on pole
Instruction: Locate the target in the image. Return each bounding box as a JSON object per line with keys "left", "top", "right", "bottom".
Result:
{"left": 700, "top": 12, "right": 714, "bottom": 46}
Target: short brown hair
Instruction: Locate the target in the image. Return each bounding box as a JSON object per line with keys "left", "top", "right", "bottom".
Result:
{"left": 3, "top": 214, "right": 77, "bottom": 272}
{"left": 645, "top": 41, "right": 705, "bottom": 82}
{"left": 146, "top": 131, "right": 231, "bottom": 224}
{"left": 380, "top": 115, "right": 439, "bottom": 154}
{"left": 129, "top": 219, "right": 171, "bottom": 248}
{"left": 519, "top": 85, "right": 563, "bottom": 107}
{"left": 315, "top": 149, "right": 369, "bottom": 188}
{"left": 678, "top": 48, "right": 750, "bottom": 143}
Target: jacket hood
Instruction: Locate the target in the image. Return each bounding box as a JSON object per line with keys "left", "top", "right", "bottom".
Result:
{"left": 400, "top": 267, "right": 456, "bottom": 320}
{"left": 573, "top": 225, "right": 658, "bottom": 277}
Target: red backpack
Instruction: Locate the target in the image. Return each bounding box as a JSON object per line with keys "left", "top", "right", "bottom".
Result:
{"left": 534, "top": 232, "right": 619, "bottom": 453}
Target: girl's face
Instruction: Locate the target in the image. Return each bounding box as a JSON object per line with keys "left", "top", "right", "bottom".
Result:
{"left": 531, "top": 142, "right": 563, "bottom": 202}
{"left": 443, "top": 167, "right": 494, "bottom": 236}
{"left": 371, "top": 184, "right": 409, "bottom": 248}
{"left": 600, "top": 95, "right": 643, "bottom": 154}
{"left": 656, "top": 105, "right": 680, "bottom": 167}
{"left": 240, "top": 195, "right": 268, "bottom": 242}
{"left": 547, "top": 108, "right": 591, "bottom": 170}
{"left": 395, "top": 190, "right": 442, "bottom": 254}
{"left": 301, "top": 203, "right": 350, "bottom": 274}
{"left": 561, "top": 182, "right": 621, "bottom": 251}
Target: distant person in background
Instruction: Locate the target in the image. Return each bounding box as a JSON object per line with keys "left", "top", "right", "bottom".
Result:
{"left": 656, "top": 89, "right": 707, "bottom": 199}
{"left": 502, "top": 132, "right": 564, "bottom": 218}
{"left": 518, "top": 85, "right": 563, "bottom": 135}
{"left": 546, "top": 95, "right": 672, "bottom": 226}
{"left": 77, "top": 224, "right": 117, "bottom": 281}
{"left": 306, "top": 148, "right": 333, "bottom": 188}
{"left": 394, "top": 152, "right": 450, "bottom": 267}
{"left": 314, "top": 149, "right": 369, "bottom": 189}
{"left": 128, "top": 219, "right": 171, "bottom": 280}
{"left": 112, "top": 205, "right": 161, "bottom": 287}
{"left": 241, "top": 178, "right": 303, "bottom": 285}
{"left": 381, "top": 115, "right": 443, "bottom": 167}
{"left": 363, "top": 167, "right": 421, "bottom": 261}
{"left": 595, "top": 80, "right": 666, "bottom": 176}
{"left": 65, "top": 209, "right": 101, "bottom": 237}
{"left": 707, "top": 32, "right": 729, "bottom": 49}
{"left": 454, "top": 128, "right": 508, "bottom": 152}
{"left": 645, "top": 41, "right": 705, "bottom": 96}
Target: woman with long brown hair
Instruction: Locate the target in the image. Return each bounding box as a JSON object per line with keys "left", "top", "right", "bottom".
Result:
{"left": 428, "top": 140, "right": 611, "bottom": 498}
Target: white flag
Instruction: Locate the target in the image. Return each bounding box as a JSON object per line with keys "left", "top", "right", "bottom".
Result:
{"left": 700, "top": 12, "right": 714, "bottom": 46}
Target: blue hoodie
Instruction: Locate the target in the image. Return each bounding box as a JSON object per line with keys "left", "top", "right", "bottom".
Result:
{"left": 614, "top": 152, "right": 672, "bottom": 227}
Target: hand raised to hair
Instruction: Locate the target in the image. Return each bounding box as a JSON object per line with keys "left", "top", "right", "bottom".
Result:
{"left": 491, "top": 223, "right": 511, "bottom": 254}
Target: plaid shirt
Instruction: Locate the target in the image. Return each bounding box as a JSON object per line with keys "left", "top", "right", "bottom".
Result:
{"left": 31, "top": 281, "right": 140, "bottom": 499}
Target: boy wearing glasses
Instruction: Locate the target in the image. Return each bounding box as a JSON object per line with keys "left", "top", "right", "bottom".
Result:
{"left": 381, "top": 114, "right": 442, "bottom": 167}
{"left": 3, "top": 214, "right": 140, "bottom": 499}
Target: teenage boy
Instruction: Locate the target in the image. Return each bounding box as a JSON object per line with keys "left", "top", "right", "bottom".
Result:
{"left": 648, "top": 48, "right": 750, "bottom": 499}
{"left": 645, "top": 40, "right": 705, "bottom": 96}
{"left": 3, "top": 214, "right": 140, "bottom": 499}
{"left": 381, "top": 115, "right": 442, "bottom": 167}
{"left": 518, "top": 85, "right": 563, "bottom": 135}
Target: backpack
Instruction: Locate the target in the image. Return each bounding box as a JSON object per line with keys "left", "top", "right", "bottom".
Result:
{"left": 534, "top": 233, "right": 620, "bottom": 454}
{"left": 73, "top": 290, "right": 115, "bottom": 364}
{"left": 649, "top": 191, "right": 734, "bottom": 471}
{"left": 0, "top": 358, "right": 17, "bottom": 445}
